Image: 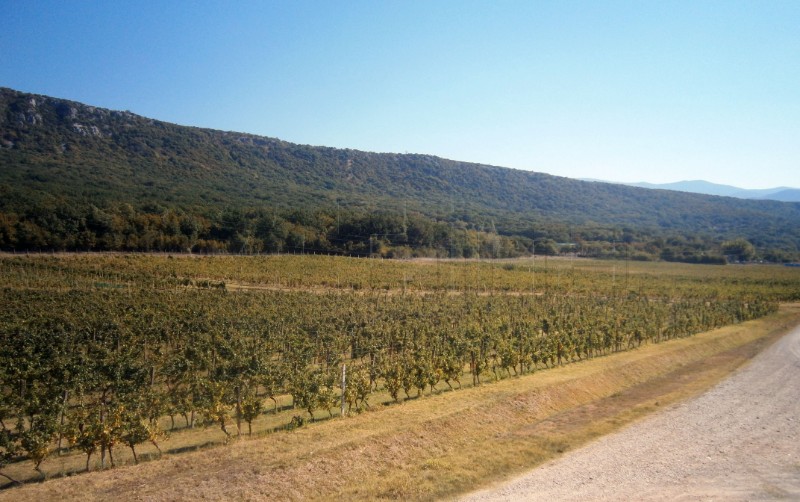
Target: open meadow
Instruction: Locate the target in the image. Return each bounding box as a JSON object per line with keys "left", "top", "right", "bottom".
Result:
{"left": 1, "top": 254, "right": 799, "bottom": 499}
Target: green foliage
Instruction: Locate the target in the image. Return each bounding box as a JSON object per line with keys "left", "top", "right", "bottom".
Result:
{"left": 1, "top": 253, "right": 795, "bottom": 481}
{"left": 722, "top": 239, "right": 756, "bottom": 262}
{"left": 1, "top": 87, "right": 798, "bottom": 261}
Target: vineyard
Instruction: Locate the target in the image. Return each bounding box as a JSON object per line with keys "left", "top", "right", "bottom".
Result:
{"left": 1, "top": 253, "right": 797, "bottom": 487}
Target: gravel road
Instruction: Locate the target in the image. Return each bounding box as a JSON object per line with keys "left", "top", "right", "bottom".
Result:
{"left": 461, "top": 324, "right": 800, "bottom": 501}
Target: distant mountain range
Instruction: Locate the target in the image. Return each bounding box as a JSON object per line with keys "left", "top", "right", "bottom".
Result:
{"left": 623, "top": 180, "right": 800, "bottom": 202}
{"left": 1, "top": 86, "right": 799, "bottom": 261}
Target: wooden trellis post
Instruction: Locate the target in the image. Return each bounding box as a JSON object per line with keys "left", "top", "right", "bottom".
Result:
{"left": 340, "top": 363, "right": 347, "bottom": 417}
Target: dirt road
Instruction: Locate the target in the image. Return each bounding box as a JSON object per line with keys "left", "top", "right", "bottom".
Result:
{"left": 461, "top": 324, "right": 800, "bottom": 501}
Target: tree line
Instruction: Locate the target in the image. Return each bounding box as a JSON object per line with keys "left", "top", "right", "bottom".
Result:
{"left": 0, "top": 198, "right": 785, "bottom": 263}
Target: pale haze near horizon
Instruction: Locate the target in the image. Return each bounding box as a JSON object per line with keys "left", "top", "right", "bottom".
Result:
{"left": 1, "top": 1, "right": 798, "bottom": 190}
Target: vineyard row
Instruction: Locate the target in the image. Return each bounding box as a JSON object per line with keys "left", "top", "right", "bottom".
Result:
{"left": 0, "top": 286, "right": 777, "bottom": 482}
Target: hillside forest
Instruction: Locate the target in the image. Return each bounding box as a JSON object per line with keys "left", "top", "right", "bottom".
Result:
{"left": 1, "top": 87, "right": 798, "bottom": 262}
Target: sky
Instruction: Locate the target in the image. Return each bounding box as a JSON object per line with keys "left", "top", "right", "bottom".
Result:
{"left": 2, "top": 1, "right": 799, "bottom": 189}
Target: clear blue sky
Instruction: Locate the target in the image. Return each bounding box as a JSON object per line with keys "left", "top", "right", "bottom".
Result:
{"left": 2, "top": 1, "right": 798, "bottom": 189}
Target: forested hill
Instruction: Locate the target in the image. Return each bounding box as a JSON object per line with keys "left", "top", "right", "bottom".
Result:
{"left": 1, "top": 87, "right": 798, "bottom": 261}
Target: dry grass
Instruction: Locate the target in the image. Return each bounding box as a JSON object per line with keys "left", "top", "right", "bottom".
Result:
{"left": 3, "top": 305, "right": 799, "bottom": 502}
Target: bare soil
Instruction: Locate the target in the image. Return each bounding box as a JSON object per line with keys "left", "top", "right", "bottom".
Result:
{"left": 462, "top": 320, "right": 800, "bottom": 501}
